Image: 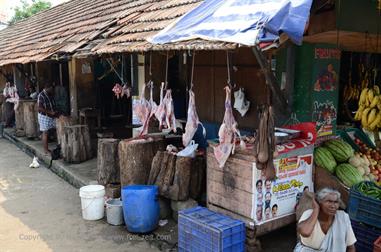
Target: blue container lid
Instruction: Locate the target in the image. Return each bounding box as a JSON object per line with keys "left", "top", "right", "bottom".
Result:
{"left": 122, "top": 185, "right": 158, "bottom": 191}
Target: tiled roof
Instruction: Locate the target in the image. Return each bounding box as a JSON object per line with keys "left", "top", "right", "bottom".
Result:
{"left": 0, "top": 0, "right": 238, "bottom": 66}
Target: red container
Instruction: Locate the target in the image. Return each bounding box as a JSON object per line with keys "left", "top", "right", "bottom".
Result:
{"left": 375, "top": 236, "right": 381, "bottom": 252}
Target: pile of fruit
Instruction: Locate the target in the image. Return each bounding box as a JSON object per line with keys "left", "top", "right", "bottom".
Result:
{"left": 314, "top": 139, "right": 381, "bottom": 188}
{"left": 353, "top": 137, "right": 381, "bottom": 183}
{"left": 354, "top": 86, "right": 381, "bottom": 131}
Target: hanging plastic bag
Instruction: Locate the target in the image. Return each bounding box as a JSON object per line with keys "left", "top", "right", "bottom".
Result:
{"left": 233, "top": 88, "right": 250, "bottom": 117}
{"left": 177, "top": 140, "right": 198, "bottom": 158}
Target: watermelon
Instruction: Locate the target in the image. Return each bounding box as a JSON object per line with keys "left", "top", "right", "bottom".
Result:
{"left": 324, "top": 139, "right": 354, "bottom": 162}
{"left": 314, "top": 147, "right": 337, "bottom": 173}
{"left": 336, "top": 163, "right": 363, "bottom": 187}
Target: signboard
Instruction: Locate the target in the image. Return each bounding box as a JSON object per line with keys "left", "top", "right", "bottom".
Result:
{"left": 312, "top": 47, "right": 341, "bottom": 137}
{"left": 252, "top": 152, "right": 314, "bottom": 224}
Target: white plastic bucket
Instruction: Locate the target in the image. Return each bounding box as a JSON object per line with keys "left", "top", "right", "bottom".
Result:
{"left": 79, "top": 185, "right": 105, "bottom": 220}
{"left": 105, "top": 199, "right": 124, "bottom": 226}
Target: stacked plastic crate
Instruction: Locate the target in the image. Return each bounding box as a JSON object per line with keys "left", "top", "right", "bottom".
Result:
{"left": 348, "top": 182, "right": 381, "bottom": 252}
{"left": 178, "top": 207, "right": 246, "bottom": 252}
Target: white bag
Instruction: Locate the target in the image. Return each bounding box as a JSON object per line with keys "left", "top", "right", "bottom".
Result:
{"left": 177, "top": 140, "right": 198, "bottom": 158}
{"left": 233, "top": 88, "right": 250, "bottom": 117}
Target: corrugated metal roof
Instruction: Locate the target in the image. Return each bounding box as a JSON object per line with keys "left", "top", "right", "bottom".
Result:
{"left": 0, "top": 0, "right": 238, "bottom": 66}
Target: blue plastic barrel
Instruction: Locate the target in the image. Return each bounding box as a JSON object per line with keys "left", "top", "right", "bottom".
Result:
{"left": 122, "top": 185, "right": 160, "bottom": 233}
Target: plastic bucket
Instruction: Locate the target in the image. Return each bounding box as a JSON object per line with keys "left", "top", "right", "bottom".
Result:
{"left": 105, "top": 198, "right": 124, "bottom": 226}
{"left": 79, "top": 185, "right": 105, "bottom": 220}
{"left": 122, "top": 185, "right": 160, "bottom": 233}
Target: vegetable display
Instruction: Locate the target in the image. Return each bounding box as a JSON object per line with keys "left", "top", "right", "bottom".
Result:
{"left": 336, "top": 163, "right": 363, "bottom": 187}
{"left": 324, "top": 139, "right": 354, "bottom": 162}
{"left": 354, "top": 181, "right": 381, "bottom": 200}
{"left": 314, "top": 147, "right": 337, "bottom": 173}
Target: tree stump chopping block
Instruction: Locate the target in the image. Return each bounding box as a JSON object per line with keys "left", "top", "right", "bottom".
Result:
{"left": 15, "top": 100, "right": 26, "bottom": 136}
{"left": 23, "top": 100, "right": 38, "bottom": 138}
{"left": 168, "top": 156, "right": 192, "bottom": 201}
{"left": 148, "top": 151, "right": 165, "bottom": 185}
{"left": 119, "top": 138, "right": 165, "bottom": 186}
{"left": 97, "top": 138, "right": 120, "bottom": 185}
{"left": 189, "top": 156, "right": 206, "bottom": 199}
{"left": 62, "top": 125, "right": 92, "bottom": 163}
{"left": 56, "top": 116, "right": 73, "bottom": 145}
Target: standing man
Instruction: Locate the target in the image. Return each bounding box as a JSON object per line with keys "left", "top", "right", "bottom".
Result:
{"left": 2, "top": 82, "right": 19, "bottom": 127}
{"left": 37, "top": 83, "right": 57, "bottom": 154}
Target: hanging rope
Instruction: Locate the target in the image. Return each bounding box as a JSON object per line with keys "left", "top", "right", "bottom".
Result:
{"left": 190, "top": 51, "right": 195, "bottom": 90}
{"left": 165, "top": 51, "right": 169, "bottom": 89}
{"left": 226, "top": 51, "right": 232, "bottom": 88}
{"left": 149, "top": 52, "right": 152, "bottom": 77}
{"left": 106, "top": 58, "right": 124, "bottom": 84}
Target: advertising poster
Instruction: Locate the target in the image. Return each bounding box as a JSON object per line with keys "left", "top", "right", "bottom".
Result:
{"left": 312, "top": 47, "right": 341, "bottom": 137}
{"left": 252, "top": 154, "right": 314, "bottom": 224}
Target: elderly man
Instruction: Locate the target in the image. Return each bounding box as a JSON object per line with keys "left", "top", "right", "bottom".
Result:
{"left": 37, "top": 84, "right": 58, "bottom": 154}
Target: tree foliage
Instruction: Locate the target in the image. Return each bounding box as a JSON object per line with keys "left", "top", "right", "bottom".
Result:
{"left": 9, "top": 0, "right": 52, "bottom": 25}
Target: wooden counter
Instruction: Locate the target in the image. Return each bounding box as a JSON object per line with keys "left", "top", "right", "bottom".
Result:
{"left": 206, "top": 146, "right": 296, "bottom": 235}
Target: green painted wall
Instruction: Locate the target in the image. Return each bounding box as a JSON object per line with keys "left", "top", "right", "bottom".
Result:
{"left": 277, "top": 43, "right": 341, "bottom": 137}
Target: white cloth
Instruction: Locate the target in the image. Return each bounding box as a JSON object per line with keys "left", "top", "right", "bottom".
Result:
{"left": 3, "top": 84, "right": 19, "bottom": 110}
{"left": 295, "top": 209, "right": 356, "bottom": 251}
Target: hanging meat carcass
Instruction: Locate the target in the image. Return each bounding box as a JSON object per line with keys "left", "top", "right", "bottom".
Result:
{"left": 149, "top": 82, "right": 158, "bottom": 118}
{"left": 164, "top": 89, "right": 177, "bottom": 133}
{"left": 183, "top": 90, "right": 205, "bottom": 146}
{"left": 153, "top": 82, "right": 167, "bottom": 129}
{"left": 112, "top": 83, "right": 123, "bottom": 99}
{"left": 213, "top": 86, "right": 245, "bottom": 168}
{"left": 133, "top": 85, "right": 152, "bottom": 136}
{"left": 254, "top": 105, "right": 276, "bottom": 180}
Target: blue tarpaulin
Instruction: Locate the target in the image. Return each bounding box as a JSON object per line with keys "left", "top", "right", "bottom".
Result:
{"left": 150, "top": 0, "right": 312, "bottom": 46}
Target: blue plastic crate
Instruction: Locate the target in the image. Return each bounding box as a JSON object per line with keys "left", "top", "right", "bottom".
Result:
{"left": 351, "top": 219, "right": 381, "bottom": 252}
{"left": 348, "top": 182, "right": 381, "bottom": 229}
{"left": 178, "top": 206, "right": 245, "bottom": 252}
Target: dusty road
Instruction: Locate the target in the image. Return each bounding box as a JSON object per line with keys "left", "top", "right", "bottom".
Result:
{"left": 0, "top": 139, "right": 163, "bottom": 252}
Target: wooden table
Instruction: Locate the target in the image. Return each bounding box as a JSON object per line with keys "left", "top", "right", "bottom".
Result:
{"left": 79, "top": 108, "right": 101, "bottom": 129}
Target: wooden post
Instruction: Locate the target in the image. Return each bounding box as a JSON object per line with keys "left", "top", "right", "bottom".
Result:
{"left": 23, "top": 100, "right": 38, "bottom": 138}
{"left": 97, "top": 138, "right": 120, "bottom": 185}
{"left": 68, "top": 58, "right": 78, "bottom": 120}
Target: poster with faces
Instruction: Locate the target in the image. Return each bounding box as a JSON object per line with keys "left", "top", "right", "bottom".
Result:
{"left": 252, "top": 153, "right": 314, "bottom": 224}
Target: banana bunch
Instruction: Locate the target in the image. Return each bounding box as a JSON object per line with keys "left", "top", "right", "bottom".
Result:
{"left": 354, "top": 86, "right": 381, "bottom": 131}
{"left": 343, "top": 84, "right": 361, "bottom": 101}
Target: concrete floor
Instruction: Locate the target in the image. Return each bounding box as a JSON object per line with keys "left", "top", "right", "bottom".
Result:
{"left": 0, "top": 132, "right": 297, "bottom": 252}
{"left": 0, "top": 139, "right": 171, "bottom": 252}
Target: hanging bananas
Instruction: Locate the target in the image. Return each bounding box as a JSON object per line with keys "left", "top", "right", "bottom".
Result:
{"left": 354, "top": 85, "right": 381, "bottom": 131}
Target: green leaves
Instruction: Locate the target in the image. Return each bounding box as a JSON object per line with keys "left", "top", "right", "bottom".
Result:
{"left": 9, "top": 0, "right": 52, "bottom": 25}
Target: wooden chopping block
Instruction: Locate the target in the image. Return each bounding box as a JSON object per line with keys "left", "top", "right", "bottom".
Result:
{"left": 23, "top": 100, "right": 38, "bottom": 138}
{"left": 154, "top": 152, "right": 176, "bottom": 194}
{"left": 147, "top": 151, "right": 165, "bottom": 185}
{"left": 97, "top": 138, "right": 120, "bottom": 185}
{"left": 168, "top": 156, "right": 192, "bottom": 201}
{"left": 56, "top": 116, "right": 73, "bottom": 145}
{"left": 189, "top": 156, "right": 206, "bottom": 199}
{"left": 62, "top": 125, "right": 92, "bottom": 163}
{"left": 15, "top": 100, "right": 25, "bottom": 136}
{"left": 119, "top": 138, "right": 165, "bottom": 186}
